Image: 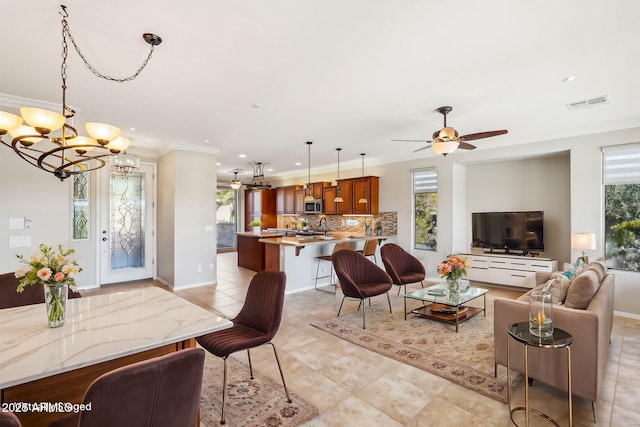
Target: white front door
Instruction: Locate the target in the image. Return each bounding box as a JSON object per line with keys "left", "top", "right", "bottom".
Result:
{"left": 99, "top": 163, "right": 155, "bottom": 285}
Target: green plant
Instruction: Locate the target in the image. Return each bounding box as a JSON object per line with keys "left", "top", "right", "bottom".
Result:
{"left": 249, "top": 220, "right": 261, "bottom": 226}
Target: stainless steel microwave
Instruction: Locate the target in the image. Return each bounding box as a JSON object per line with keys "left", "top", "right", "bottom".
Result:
{"left": 304, "top": 199, "right": 323, "bottom": 214}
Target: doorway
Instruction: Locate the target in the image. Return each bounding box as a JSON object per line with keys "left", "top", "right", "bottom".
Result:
{"left": 216, "top": 188, "right": 237, "bottom": 252}
{"left": 99, "top": 163, "right": 155, "bottom": 285}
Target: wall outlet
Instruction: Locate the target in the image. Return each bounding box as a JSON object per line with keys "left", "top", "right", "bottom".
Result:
{"left": 345, "top": 219, "right": 358, "bottom": 226}
{"left": 197, "top": 265, "right": 203, "bottom": 273}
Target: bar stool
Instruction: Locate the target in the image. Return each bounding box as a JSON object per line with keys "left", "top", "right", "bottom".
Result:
{"left": 360, "top": 239, "right": 378, "bottom": 264}
{"left": 314, "top": 242, "right": 351, "bottom": 293}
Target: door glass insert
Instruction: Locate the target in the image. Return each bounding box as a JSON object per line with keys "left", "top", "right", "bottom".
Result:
{"left": 72, "top": 172, "right": 89, "bottom": 240}
{"left": 217, "top": 189, "right": 237, "bottom": 250}
{"left": 110, "top": 171, "right": 145, "bottom": 269}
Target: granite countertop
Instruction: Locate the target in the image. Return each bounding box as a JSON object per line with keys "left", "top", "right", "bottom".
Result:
{"left": 236, "top": 231, "right": 285, "bottom": 238}
{"left": 259, "top": 232, "right": 388, "bottom": 246}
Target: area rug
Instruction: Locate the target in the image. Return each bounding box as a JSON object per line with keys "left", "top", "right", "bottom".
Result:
{"left": 200, "top": 352, "right": 319, "bottom": 427}
{"left": 311, "top": 291, "right": 523, "bottom": 404}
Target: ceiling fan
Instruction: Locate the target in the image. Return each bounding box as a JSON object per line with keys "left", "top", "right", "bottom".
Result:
{"left": 393, "top": 106, "right": 508, "bottom": 156}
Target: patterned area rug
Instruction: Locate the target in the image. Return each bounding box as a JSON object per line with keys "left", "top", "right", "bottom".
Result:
{"left": 312, "top": 291, "right": 523, "bottom": 403}
{"left": 200, "top": 352, "right": 319, "bottom": 427}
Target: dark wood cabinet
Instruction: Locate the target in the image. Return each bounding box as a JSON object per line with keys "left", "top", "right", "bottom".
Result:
{"left": 336, "top": 179, "right": 353, "bottom": 215}
{"left": 322, "top": 186, "right": 338, "bottom": 215}
{"left": 352, "top": 176, "right": 379, "bottom": 215}
{"left": 309, "top": 182, "right": 330, "bottom": 199}
{"left": 294, "top": 189, "right": 306, "bottom": 214}
{"left": 275, "top": 185, "right": 302, "bottom": 215}
{"left": 244, "top": 189, "right": 276, "bottom": 230}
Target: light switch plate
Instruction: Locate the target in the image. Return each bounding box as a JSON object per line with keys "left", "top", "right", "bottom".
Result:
{"left": 9, "top": 236, "right": 31, "bottom": 248}
{"left": 345, "top": 219, "right": 358, "bottom": 226}
{"left": 9, "top": 218, "right": 24, "bottom": 229}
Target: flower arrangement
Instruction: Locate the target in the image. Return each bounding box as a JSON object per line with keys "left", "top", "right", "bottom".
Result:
{"left": 437, "top": 255, "right": 468, "bottom": 281}
{"left": 15, "top": 244, "right": 82, "bottom": 327}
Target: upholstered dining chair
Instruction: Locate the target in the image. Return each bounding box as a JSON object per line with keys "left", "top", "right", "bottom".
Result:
{"left": 332, "top": 249, "right": 393, "bottom": 329}
{"left": 380, "top": 243, "right": 426, "bottom": 295}
{"left": 360, "top": 239, "right": 378, "bottom": 264}
{"left": 0, "top": 412, "right": 21, "bottom": 427}
{"left": 196, "top": 271, "right": 291, "bottom": 425}
{"left": 0, "top": 272, "right": 82, "bottom": 309}
{"left": 48, "top": 348, "right": 205, "bottom": 427}
{"left": 314, "top": 241, "right": 352, "bottom": 293}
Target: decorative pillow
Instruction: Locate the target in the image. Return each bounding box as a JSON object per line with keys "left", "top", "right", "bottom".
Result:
{"left": 585, "top": 261, "right": 607, "bottom": 282}
{"left": 542, "top": 274, "right": 571, "bottom": 305}
{"left": 562, "top": 270, "right": 575, "bottom": 280}
{"left": 564, "top": 269, "right": 599, "bottom": 309}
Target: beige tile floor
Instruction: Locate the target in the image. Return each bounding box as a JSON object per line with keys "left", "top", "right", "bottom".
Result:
{"left": 89, "top": 252, "right": 640, "bottom": 426}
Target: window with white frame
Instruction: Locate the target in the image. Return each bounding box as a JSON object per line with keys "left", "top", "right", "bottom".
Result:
{"left": 603, "top": 143, "right": 640, "bottom": 271}
{"left": 413, "top": 168, "right": 437, "bottom": 251}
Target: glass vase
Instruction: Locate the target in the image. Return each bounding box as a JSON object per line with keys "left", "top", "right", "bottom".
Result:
{"left": 446, "top": 278, "right": 460, "bottom": 292}
{"left": 44, "top": 283, "right": 68, "bottom": 328}
{"left": 529, "top": 290, "right": 553, "bottom": 337}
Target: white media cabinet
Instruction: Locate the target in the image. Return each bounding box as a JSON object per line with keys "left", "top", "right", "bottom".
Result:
{"left": 462, "top": 253, "right": 558, "bottom": 289}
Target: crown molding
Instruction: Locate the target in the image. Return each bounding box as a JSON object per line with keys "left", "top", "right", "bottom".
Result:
{"left": 158, "top": 143, "right": 222, "bottom": 157}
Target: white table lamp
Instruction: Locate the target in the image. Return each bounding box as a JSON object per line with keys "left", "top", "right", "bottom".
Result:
{"left": 571, "top": 232, "right": 596, "bottom": 264}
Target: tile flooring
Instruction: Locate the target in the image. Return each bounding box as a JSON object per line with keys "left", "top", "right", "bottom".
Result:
{"left": 89, "top": 252, "right": 640, "bottom": 426}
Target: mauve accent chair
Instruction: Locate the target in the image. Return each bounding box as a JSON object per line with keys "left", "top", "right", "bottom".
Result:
{"left": 196, "top": 271, "right": 291, "bottom": 425}
{"left": 332, "top": 249, "right": 393, "bottom": 329}
{"left": 48, "top": 348, "right": 205, "bottom": 427}
{"left": 0, "top": 412, "right": 21, "bottom": 427}
{"left": 0, "top": 272, "right": 82, "bottom": 309}
{"left": 380, "top": 243, "right": 426, "bottom": 295}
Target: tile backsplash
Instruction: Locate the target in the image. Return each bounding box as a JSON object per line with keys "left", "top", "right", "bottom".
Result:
{"left": 278, "top": 212, "right": 397, "bottom": 236}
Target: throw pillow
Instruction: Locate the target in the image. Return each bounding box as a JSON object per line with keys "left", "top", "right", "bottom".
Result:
{"left": 542, "top": 274, "right": 571, "bottom": 305}
{"left": 564, "top": 269, "right": 599, "bottom": 309}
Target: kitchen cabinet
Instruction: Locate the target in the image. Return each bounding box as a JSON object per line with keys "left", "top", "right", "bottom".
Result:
{"left": 336, "top": 179, "right": 353, "bottom": 214}
{"left": 308, "top": 182, "right": 330, "bottom": 199}
{"left": 245, "top": 189, "right": 277, "bottom": 230}
{"left": 275, "top": 185, "right": 302, "bottom": 215}
{"left": 294, "top": 189, "right": 306, "bottom": 214}
{"left": 322, "top": 186, "right": 338, "bottom": 215}
{"left": 352, "top": 176, "right": 379, "bottom": 215}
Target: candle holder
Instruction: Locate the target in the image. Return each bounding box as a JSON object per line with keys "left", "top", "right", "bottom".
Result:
{"left": 529, "top": 290, "right": 553, "bottom": 337}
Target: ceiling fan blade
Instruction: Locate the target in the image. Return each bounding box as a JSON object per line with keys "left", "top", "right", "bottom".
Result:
{"left": 460, "top": 129, "right": 508, "bottom": 141}
{"left": 392, "top": 139, "right": 430, "bottom": 142}
{"left": 457, "top": 142, "right": 476, "bottom": 150}
{"left": 412, "top": 145, "right": 431, "bottom": 153}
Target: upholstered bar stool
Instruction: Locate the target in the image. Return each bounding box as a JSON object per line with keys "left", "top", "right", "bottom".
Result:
{"left": 314, "top": 242, "right": 351, "bottom": 293}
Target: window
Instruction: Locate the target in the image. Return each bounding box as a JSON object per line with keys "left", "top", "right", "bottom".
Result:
{"left": 413, "top": 168, "right": 437, "bottom": 251}
{"left": 603, "top": 144, "right": 640, "bottom": 271}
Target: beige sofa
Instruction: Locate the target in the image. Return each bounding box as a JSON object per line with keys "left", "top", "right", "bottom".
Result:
{"left": 494, "top": 261, "right": 615, "bottom": 415}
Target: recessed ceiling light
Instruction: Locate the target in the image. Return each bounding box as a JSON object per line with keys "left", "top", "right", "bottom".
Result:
{"left": 295, "top": 162, "right": 301, "bottom": 166}
{"left": 267, "top": 168, "right": 273, "bottom": 172}
{"left": 129, "top": 127, "right": 135, "bottom": 131}
{"left": 216, "top": 162, "right": 221, "bottom": 166}
{"left": 562, "top": 76, "right": 576, "bottom": 83}
{"left": 252, "top": 103, "right": 262, "bottom": 109}
{"left": 204, "top": 139, "right": 210, "bottom": 143}
{"left": 238, "top": 154, "right": 247, "bottom": 158}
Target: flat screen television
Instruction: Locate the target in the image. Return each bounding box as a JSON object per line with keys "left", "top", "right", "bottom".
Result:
{"left": 471, "top": 211, "right": 544, "bottom": 253}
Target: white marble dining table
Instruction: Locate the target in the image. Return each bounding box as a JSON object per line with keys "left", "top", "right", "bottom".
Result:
{"left": 0, "top": 286, "right": 231, "bottom": 426}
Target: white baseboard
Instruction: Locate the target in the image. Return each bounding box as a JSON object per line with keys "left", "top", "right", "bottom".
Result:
{"left": 614, "top": 310, "right": 640, "bottom": 320}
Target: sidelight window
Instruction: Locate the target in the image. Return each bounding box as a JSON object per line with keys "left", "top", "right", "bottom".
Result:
{"left": 413, "top": 168, "right": 437, "bottom": 251}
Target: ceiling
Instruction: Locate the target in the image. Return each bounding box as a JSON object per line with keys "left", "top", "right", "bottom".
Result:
{"left": 2, "top": 1, "right": 640, "bottom": 182}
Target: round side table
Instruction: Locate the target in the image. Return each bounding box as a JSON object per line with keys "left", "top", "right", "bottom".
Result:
{"left": 507, "top": 322, "right": 574, "bottom": 427}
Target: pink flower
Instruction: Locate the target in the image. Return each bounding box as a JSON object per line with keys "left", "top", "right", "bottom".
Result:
{"left": 37, "top": 268, "right": 52, "bottom": 281}
{"left": 53, "top": 272, "right": 65, "bottom": 282}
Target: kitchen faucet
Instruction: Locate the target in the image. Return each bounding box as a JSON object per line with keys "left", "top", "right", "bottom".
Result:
{"left": 319, "top": 217, "right": 328, "bottom": 236}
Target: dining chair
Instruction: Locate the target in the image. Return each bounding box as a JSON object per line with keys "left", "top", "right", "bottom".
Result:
{"left": 0, "top": 272, "right": 82, "bottom": 309}
{"left": 314, "top": 241, "right": 352, "bottom": 293}
{"left": 380, "top": 243, "right": 426, "bottom": 295}
{"left": 0, "top": 412, "right": 21, "bottom": 427}
{"left": 332, "top": 249, "right": 393, "bottom": 329}
{"left": 360, "top": 239, "right": 378, "bottom": 264}
{"left": 48, "top": 348, "right": 205, "bottom": 427}
{"left": 196, "top": 271, "right": 291, "bottom": 425}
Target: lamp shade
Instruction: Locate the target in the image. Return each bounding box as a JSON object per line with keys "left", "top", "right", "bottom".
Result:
{"left": 431, "top": 140, "right": 459, "bottom": 155}
{"left": 0, "top": 111, "right": 23, "bottom": 133}
{"left": 571, "top": 232, "right": 596, "bottom": 250}
{"left": 8, "top": 125, "right": 44, "bottom": 145}
{"left": 67, "top": 135, "right": 98, "bottom": 154}
{"left": 106, "top": 136, "right": 131, "bottom": 153}
{"left": 20, "top": 107, "right": 65, "bottom": 134}
{"left": 86, "top": 122, "right": 121, "bottom": 144}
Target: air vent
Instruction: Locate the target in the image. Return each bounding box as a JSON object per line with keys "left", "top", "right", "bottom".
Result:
{"left": 566, "top": 95, "right": 609, "bottom": 111}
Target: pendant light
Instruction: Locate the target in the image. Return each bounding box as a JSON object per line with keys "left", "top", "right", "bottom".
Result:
{"left": 358, "top": 153, "right": 368, "bottom": 204}
{"left": 304, "top": 141, "right": 315, "bottom": 202}
{"left": 230, "top": 170, "right": 242, "bottom": 190}
{"left": 333, "top": 148, "right": 344, "bottom": 203}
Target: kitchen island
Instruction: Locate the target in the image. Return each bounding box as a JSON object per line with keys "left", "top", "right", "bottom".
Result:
{"left": 236, "top": 231, "right": 284, "bottom": 272}
{"left": 259, "top": 233, "right": 391, "bottom": 293}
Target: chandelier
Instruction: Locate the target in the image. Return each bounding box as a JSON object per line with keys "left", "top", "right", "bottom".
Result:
{"left": 111, "top": 138, "right": 140, "bottom": 176}
{"left": 245, "top": 162, "right": 272, "bottom": 190}
{"left": 230, "top": 171, "right": 242, "bottom": 190}
{"left": 0, "top": 5, "right": 161, "bottom": 180}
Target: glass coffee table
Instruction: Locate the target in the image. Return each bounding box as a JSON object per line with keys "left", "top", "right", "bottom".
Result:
{"left": 403, "top": 283, "right": 488, "bottom": 332}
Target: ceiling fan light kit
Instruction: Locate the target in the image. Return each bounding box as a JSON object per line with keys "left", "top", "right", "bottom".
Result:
{"left": 393, "top": 105, "right": 508, "bottom": 157}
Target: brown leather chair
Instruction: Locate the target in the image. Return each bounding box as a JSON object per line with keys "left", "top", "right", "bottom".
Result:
{"left": 49, "top": 348, "right": 205, "bottom": 427}
{"left": 332, "top": 249, "right": 393, "bottom": 329}
{"left": 360, "top": 239, "right": 378, "bottom": 264}
{"left": 380, "top": 243, "right": 426, "bottom": 295}
{"left": 314, "top": 241, "right": 351, "bottom": 293}
{"left": 196, "top": 271, "right": 291, "bottom": 425}
{"left": 0, "top": 272, "right": 82, "bottom": 309}
{"left": 0, "top": 412, "right": 21, "bottom": 427}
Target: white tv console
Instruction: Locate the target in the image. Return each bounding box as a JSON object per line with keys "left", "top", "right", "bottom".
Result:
{"left": 462, "top": 253, "right": 558, "bottom": 289}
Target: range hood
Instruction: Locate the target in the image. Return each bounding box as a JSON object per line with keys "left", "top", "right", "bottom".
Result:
{"left": 244, "top": 161, "right": 272, "bottom": 190}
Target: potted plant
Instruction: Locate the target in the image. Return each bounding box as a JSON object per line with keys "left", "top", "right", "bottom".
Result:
{"left": 249, "top": 220, "right": 261, "bottom": 234}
